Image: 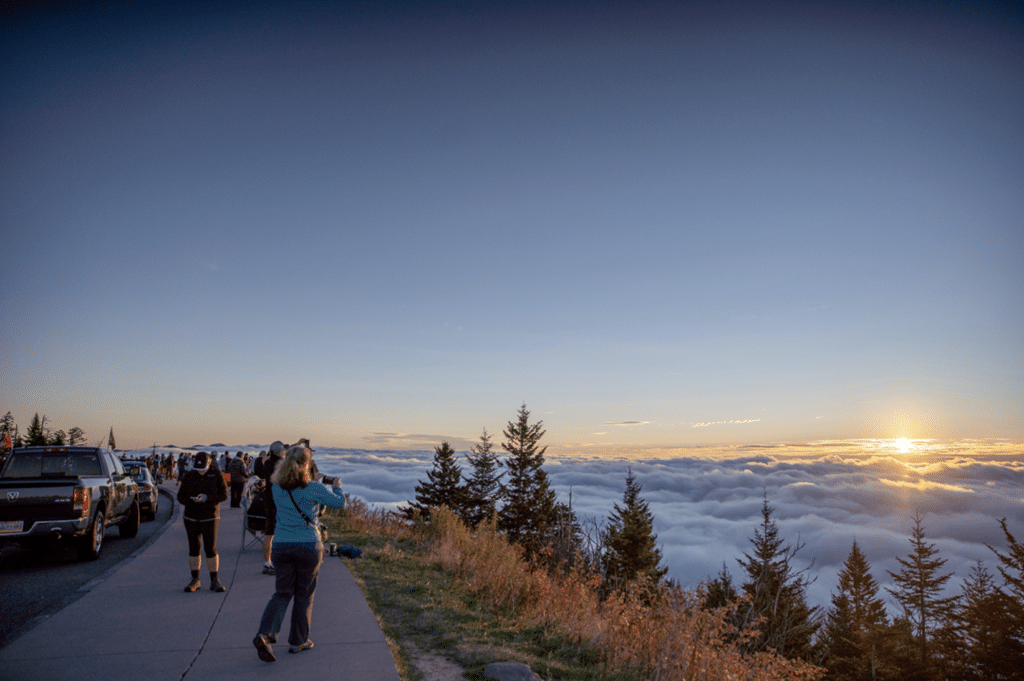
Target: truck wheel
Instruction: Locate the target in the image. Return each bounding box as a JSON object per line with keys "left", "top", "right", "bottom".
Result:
{"left": 119, "top": 500, "right": 140, "bottom": 538}
{"left": 77, "top": 510, "right": 105, "bottom": 561}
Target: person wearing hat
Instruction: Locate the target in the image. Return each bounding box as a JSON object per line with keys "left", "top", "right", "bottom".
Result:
{"left": 177, "top": 451, "right": 229, "bottom": 592}
{"left": 254, "top": 441, "right": 286, "bottom": 574}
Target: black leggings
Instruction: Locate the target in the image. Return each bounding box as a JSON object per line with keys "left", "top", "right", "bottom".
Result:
{"left": 184, "top": 518, "right": 219, "bottom": 557}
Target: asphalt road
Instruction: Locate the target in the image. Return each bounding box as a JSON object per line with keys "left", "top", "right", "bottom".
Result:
{"left": 0, "top": 487, "right": 176, "bottom": 649}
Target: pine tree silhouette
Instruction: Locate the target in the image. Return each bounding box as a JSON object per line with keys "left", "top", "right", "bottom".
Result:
{"left": 400, "top": 441, "right": 466, "bottom": 522}
{"left": 886, "top": 511, "right": 955, "bottom": 673}
{"left": 735, "top": 495, "right": 818, "bottom": 660}
{"left": 498, "top": 404, "right": 556, "bottom": 560}
{"left": 462, "top": 429, "right": 503, "bottom": 528}
{"left": 601, "top": 467, "right": 667, "bottom": 598}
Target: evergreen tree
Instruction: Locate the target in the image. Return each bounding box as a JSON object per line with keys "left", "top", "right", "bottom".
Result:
{"left": 819, "top": 593, "right": 861, "bottom": 681}
{"left": 989, "top": 518, "right": 1024, "bottom": 615}
{"left": 400, "top": 441, "right": 466, "bottom": 522}
{"left": 498, "top": 404, "right": 557, "bottom": 560}
{"left": 735, "top": 495, "right": 819, "bottom": 660}
{"left": 548, "top": 496, "right": 586, "bottom": 574}
{"left": 820, "top": 541, "right": 890, "bottom": 680}
{"left": 600, "top": 468, "right": 667, "bottom": 597}
{"left": 985, "top": 520, "right": 1024, "bottom": 679}
{"left": 883, "top": 617, "right": 927, "bottom": 681}
{"left": 703, "top": 562, "right": 739, "bottom": 610}
{"left": 49, "top": 429, "right": 67, "bottom": 445}
{"left": 886, "top": 511, "right": 955, "bottom": 674}
{"left": 26, "top": 413, "right": 47, "bottom": 446}
{"left": 462, "top": 429, "right": 503, "bottom": 528}
{"left": 1, "top": 411, "right": 14, "bottom": 440}
{"left": 934, "top": 561, "right": 1024, "bottom": 681}
{"left": 68, "top": 426, "right": 86, "bottom": 445}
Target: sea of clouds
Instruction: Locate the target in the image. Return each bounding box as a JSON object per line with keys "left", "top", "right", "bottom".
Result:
{"left": 136, "top": 439, "right": 1024, "bottom": 611}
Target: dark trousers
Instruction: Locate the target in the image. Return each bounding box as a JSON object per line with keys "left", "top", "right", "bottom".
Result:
{"left": 230, "top": 479, "right": 244, "bottom": 508}
{"left": 258, "top": 542, "right": 323, "bottom": 647}
{"left": 184, "top": 518, "right": 218, "bottom": 557}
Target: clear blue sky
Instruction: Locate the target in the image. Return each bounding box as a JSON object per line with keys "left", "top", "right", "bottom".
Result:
{"left": 2, "top": 1, "right": 1021, "bottom": 451}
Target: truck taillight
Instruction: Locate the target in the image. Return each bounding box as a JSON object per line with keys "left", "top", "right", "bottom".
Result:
{"left": 74, "top": 488, "right": 90, "bottom": 517}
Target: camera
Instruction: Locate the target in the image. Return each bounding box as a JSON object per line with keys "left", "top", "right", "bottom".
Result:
{"left": 322, "top": 475, "right": 338, "bottom": 485}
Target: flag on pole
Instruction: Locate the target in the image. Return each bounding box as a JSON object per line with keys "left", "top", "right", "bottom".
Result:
{"left": 108, "top": 427, "right": 116, "bottom": 450}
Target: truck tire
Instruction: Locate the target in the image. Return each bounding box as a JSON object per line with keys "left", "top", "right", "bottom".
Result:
{"left": 119, "top": 499, "right": 140, "bottom": 539}
{"left": 77, "top": 508, "right": 105, "bottom": 561}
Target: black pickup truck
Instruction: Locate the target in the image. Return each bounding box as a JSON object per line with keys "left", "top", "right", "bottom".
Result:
{"left": 0, "top": 446, "right": 140, "bottom": 561}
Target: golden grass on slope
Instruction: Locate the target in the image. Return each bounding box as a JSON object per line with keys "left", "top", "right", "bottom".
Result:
{"left": 330, "top": 500, "right": 824, "bottom": 681}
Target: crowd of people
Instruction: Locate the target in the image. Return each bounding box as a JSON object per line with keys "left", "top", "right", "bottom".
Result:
{"left": 150, "top": 440, "right": 345, "bottom": 663}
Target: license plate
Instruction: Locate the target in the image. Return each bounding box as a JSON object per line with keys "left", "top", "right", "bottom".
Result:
{"left": 0, "top": 520, "right": 24, "bottom": 534}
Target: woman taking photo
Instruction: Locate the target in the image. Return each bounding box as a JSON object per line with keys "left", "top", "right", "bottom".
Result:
{"left": 253, "top": 442, "right": 345, "bottom": 662}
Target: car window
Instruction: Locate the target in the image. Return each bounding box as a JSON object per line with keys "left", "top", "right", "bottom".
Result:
{"left": 1, "top": 453, "right": 44, "bottom": 479}
{"left": 0, "top": 452, "right": 101, "bottom": 478}
{"left": 66, "top": 453, "right": 103, "bottom": 476}
{"left": 125, "top": 465, "right": 149, "bottom": 482}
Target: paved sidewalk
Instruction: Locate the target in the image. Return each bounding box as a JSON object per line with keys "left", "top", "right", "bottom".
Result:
{"left": 0, "top": 486, "right": 400, "bottom": 681}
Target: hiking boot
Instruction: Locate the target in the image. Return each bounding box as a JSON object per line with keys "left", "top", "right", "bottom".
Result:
{"left": 289, "top": 640, "right": 314, "bottom": 653}
{"left": 254, "top": 634, "right": 276, "bottom": 662}
{"left": 262, "top": 564, "right": 275, "bottom": 575}
{"left": 210, "top": 577, "right": 226, "bottom": 592}
{"left": 184, "top": 577, "right": 201, "bottom": 593}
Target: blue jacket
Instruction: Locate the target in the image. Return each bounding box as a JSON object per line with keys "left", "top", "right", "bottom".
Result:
{"left": 271, "top": 481, "right": 345, "bottom": 543}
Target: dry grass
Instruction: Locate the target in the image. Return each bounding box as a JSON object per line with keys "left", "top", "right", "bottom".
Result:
{"left": 323, "top": 500, "right": 825, "bottom": 681}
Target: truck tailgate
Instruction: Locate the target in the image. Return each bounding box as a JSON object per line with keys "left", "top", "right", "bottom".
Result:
{"left": 0, "top": 480, "right": 81, "bottom": 531}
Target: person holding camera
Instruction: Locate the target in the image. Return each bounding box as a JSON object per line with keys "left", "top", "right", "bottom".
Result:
{"left": 253, "top": 442, "right": 345, "bottom": 662}
{"left": 177, "top": 451, "right": 229, "bottom": 592}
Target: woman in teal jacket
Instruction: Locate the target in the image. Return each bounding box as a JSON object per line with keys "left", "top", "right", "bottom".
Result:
{"left": 253, "top": 443, "right": 345, "bottom": 662}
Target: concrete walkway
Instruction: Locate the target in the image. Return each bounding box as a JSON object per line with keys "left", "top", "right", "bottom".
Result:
{"left": 0, "top": 486, "right": 400, "bottom": 681}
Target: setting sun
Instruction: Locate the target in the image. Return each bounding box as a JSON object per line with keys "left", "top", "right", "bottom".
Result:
{"left": 891, "top": 438, "right": 916, "bottom": 453}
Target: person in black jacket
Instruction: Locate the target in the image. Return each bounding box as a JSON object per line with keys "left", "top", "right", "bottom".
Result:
{"left": 226, "top": 452, "right": 248, "bottom": 508}
{"left": 177, "top": 452, "right": 229, "bottom": 592}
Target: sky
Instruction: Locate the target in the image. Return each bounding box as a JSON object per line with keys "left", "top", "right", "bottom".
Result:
{"left": 1, "top": 0, "right": 1022, "bottom": 452}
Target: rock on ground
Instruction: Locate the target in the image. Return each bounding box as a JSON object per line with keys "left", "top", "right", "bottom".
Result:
{"left": 483, "top": 661, "right": 543, "bottom": 681}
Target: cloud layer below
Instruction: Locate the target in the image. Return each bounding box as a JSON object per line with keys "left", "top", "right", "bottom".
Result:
{"left": 141, "top": 439, "right": 1024, "bottom": 610}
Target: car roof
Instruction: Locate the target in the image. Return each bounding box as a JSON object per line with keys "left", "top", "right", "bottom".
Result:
{"left": 14, "top": 446, "right": 110, "bottom": 454}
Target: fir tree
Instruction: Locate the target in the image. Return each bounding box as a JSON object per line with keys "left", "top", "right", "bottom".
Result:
{"left": 600, "top": 468, "right": 667, "bottom": 597}
{"left": 984, "top": 520, "right": 1024, "bottom": 679}
{"left": 886, "top": 511, "right": 955, "bottom": 674}
{"left": 820, "top": 541, "right": 890, "bottom": 680}
{"left": 989, "top": 518, "right": 1024, "bottom": 616}
{"left": 400, "top": 441, "right": 466, "bottom": 522}
{"left": 819, "top": 593, "right": 861, "bottom": 681}
{"left": 935, "top": 561, "right": 1024, "bottom": 681}
{"left": 703, "top": 562, "right": 739, "bottom": 610}
{"left": 26, "top": 413, "right": 47, "bottom": 446}
{"left": 498, "top": 404, "right": 556, "bottom": 560}
{"left": 462, "top": 429, "right": 503, "bottom": 528}
{"left": 548, "top": 496, "right": 586, "bottom": 574}
{"left": 735, "top": 495, "right": 819, "bottom": 660}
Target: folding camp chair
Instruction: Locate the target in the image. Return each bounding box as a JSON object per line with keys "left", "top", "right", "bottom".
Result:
{"left": 241, "top": 477, "right": 267, "bottom": 552}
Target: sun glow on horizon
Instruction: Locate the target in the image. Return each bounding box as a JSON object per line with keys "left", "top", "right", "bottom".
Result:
{"left": 892, "top": 437, "right": 916, "bottom": 453}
